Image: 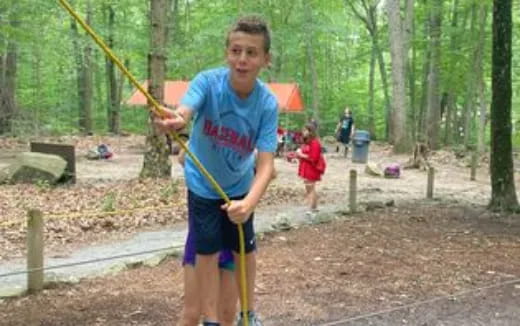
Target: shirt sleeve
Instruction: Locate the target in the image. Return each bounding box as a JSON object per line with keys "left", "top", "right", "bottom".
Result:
{"left": 180, "top": 72, "right": 208, "bottom": 114}
{"left": 256, "top": 96, "right": 279, "bottom": 153}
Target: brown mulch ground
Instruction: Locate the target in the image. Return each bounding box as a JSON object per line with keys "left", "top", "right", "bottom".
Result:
{"left": 1, "top": 203, "right": 519, "bottom": 325}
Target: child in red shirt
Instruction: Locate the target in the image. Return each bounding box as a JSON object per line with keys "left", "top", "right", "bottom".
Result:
{"left": 296, "top": 123, "right": 322, "bottom": 212}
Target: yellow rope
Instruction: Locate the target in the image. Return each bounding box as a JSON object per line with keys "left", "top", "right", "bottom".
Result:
{"left": 0, "top": 204, "right": 176, "bottom": 228}
{"left": 57, "top": 1, "right": 249, "bottom": 324}
{"left": 46, "top": 204, "right": 175, "bottom": 221}
{"left": 0, "top": 219, "right": 23, "bottom": 229}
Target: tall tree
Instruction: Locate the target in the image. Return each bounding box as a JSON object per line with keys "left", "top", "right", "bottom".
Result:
{"left": 443, "top": 0, "right": 461, "bottom": 145}
{"left": 82, "top": 0, "right": 93, "bottom": 133}
{"left": 105, "top": 3, "right": 121, "bottom": 134}
{"left": 140, "top": 0, "right": 172, "bottom": 178}
{"left": 475, "top": 3, "right": 489, "bottom": 155}
{"left": 407, "top": 0, "right": 417, "bottom": 141}
{"left": 489, "top": 0, "right": 518, "bottom": 211}
{"left": 425, "top": 0, "right": 443, "bottom": 149}
{"left": 345, "top": 0, "right": 390, "bottom": 140}
{"left": 0, "top": 4, "right": 19, "bottom": 134}
{"left": 386, "top": 0, "right": 412, "bottom": 152}
{"left": 418, "top": 0, "right": 431, "bottom": 142}
{"left": 70, "top": 0, "right": 93, "bottom": 134}
{"left": 462, "top": 4, "right": 478, "bottom": 147}
{"left": 303, "top": 0, "right": 320, "bottom": 122}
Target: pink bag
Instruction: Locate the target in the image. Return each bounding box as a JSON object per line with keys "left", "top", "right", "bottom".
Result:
{"left": 384, "top": 163, "right": 400, "bottom": 178}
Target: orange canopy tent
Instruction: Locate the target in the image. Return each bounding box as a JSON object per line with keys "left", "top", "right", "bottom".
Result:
{"left": 266, "top": 82, "right": 304, "bottom": 113}
{"left": 125, "top": 80, "right": 304, "bottom": 113}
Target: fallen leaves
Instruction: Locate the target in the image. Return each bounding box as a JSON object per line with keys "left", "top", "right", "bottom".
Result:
{"left": 0, "top": 177, "right": 298, "bottom": 260}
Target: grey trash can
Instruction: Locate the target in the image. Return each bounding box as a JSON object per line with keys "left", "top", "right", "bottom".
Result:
{"left": 352, "top": 130, "right": 370, "bottom": 163}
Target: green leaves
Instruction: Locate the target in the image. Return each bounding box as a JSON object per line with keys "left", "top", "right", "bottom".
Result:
{"left": 1, "top": 0, "right": 519, "bottom": 141}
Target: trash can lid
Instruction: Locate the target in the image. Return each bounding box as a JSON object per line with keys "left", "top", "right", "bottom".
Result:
{"left": 354, "top": 130, "right": 370, "bottom": 142}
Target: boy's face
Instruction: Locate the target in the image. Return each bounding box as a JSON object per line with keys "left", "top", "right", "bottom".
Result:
{"left": 226, "top": 31, "right": 270, "bottom": 87}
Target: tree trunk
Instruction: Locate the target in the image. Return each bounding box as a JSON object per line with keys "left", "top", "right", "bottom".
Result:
{"left": 82, "top": 0, "right": 93, "bottom": 134}
{"left": 418, "top": 1, "right": 430, "bottom": 142}
{"left": 140, "top": 0, "right": 172, "bottom": 179}
{"left": 304, "top": 1, "right": 320, "bottom": 121}
{"left": 33, "top": 37, "right": 42, "bottom": 129}
{"left": 489, "top": 0, "right": 518, "bottom": 210}
{"left": 70, "top": 18, "right": 85, "bottom": 131}
{"left": 0, "top": 8, "right": 18, "bottom": 135}
{"left": 462, "top": 5, "right": 478, "bottom": 148}
{"left": 425, "top": 0, "right": 442, "bottom": 149}
{"left": 443, "top": 0, "right": 460, "bottom": 146}
{"left": 0, "top": 7, "right": 5, "bottom": 87}
{"left": 408, "top": 16, "right": 417, "bottom": 141}
{"left": 345, "top": 0, "right": 391, "bottom": 140}
{"left": 374, "top": 35, "right": 391, "bottom": 141}
{"left": 443, "top": 92, "right": 455, "bottom": 145}
{"left": 368, "top": 40, "right": 376, "bottom": 138}
{"left": 169, "top": 0, "right": 179, "bottom": 43}
{"left": 105, "top": 4, "right": 120, "bottom": 134}
{"left": 386, "top": 0, "right": 412, "bottom": 152}
{"left": 475, "top": 4, "right": 489, "bottom": 154}
{"left": 404, "top": 0, "right": 415, "bottom": 143}
{"left": 70, "top": 2, "right": 93, "bottom": 134}
{"left": 403, "top": 0, "right": 414, "bottom": 51}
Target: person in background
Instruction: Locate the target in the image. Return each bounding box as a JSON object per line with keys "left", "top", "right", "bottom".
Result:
{"left": 335, "top": 107, "right": 355, "bottom": 157}
{"left": 296, "top": 123, "right": 322, "bottom": 213}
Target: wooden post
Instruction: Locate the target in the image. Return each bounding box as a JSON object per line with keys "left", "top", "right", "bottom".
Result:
{"left": 27, "top": 209, "right": 44, "bottom": 293}
{"left": 427, "top": 167, "right": 435, "bottom": 199}
{"left": 349, "top": 169, "right": 357, "bottom": 213}
{"left": 470, "top": 151, "right": 478, "bottom": 181}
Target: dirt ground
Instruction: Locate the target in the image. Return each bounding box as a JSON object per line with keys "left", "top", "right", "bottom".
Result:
{"left": 1, "top": 135, "right": 520, "bottom": 325}
{"left": 1, "top": 204, "right": 519, "bottom": 325}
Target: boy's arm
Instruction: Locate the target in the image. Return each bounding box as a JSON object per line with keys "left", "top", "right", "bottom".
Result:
{"left": 154, "top": 105, "right": 193, "bottom": 133}
{"left": 155, "top": 71, "right": 207, "bottom": 132}
{"left": 246, "top": 151, "right": 275, "bottom": 206}
{"left": 224, "top": 151, "right": 274, "bottom": 224}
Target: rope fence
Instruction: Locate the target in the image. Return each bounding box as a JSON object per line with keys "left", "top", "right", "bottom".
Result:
{"left": 0, "top": 162, "right": 505, "bottom": 318}
{"left": 0, "top": 201, "right": 186, "bottom": 293}
{"left": 2, "top": 204, "right": 188, "bottom": 292}
{"left": 317, "top": 276, "right": 520, "bottom": 326}
{"left": 0, "top": 203, "right": 178, "bottom": 229}
{"left": 0, "top": 245, "right": 183, "bottom": 280}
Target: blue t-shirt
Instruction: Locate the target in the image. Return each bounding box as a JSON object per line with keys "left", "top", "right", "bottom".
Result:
{"left": 181, "top": 67, "right": 278, "bottom": 199}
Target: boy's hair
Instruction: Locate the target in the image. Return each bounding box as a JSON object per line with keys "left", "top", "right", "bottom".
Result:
{"left": 226, "top": 15, "right": 271, "bottom": 53}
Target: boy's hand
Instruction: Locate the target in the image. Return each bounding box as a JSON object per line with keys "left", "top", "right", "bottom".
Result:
{"left": 153, "top": 106, "right": 186, "bottom": 134}
{"left": 221, "top": 200, "right": 253, "bottom": 224}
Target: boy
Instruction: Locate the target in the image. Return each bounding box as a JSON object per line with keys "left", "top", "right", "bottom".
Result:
{"left": 155, "top": 15, "right": 277, "bottom": 326}
{"left": 178, "top": 147, "right": 239, "bottom": 326}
